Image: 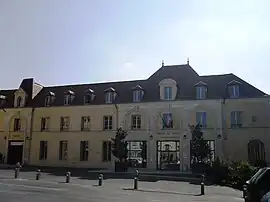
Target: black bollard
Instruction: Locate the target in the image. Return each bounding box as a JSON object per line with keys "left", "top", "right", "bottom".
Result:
{"left": 200, "top": 174, "right": 205, "bottom": 195}
{"left": 66, "top": 172, "right": 71, "bottom": 183}
{"left": 98, "top": 174, "right": 103, "bottom": 186}
{"left": 134, "top": 177, "right": 138, "bottom": 190}
{"left": 14, "top": 168, "right": 19, "bottom": 179}
{"left": 36, "top": 169, "right": 41, "bottom": 180}
{"left": 243, "top": 185, "right": 247, "bottom": 198}
{"left": 135, "top": 169, "right": 139, "bottom": 178}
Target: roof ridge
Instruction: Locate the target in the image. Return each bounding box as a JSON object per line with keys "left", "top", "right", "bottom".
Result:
{"left": 44, "top": 79, "right": 147, "bottom": 88}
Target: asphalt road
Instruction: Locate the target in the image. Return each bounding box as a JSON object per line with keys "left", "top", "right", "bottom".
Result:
{"left": 0, "top": 169, "right": 244, "bottom": 202}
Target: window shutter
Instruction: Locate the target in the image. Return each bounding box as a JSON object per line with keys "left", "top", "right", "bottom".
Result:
{"left": 81, "top": 117, "right": 84, "bottom": 130}
{"left": 60, "top": 117, "right": 63, "bottom": 130}
{"left": 202, "top": 112, "right": 206, "bottom": 127}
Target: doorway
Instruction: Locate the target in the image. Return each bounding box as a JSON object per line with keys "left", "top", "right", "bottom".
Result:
{"left": 7, "top": 141, "right": 23, "bottom": 165}
{"left": 156, "top": 140, "right": 180, "bottom": 170}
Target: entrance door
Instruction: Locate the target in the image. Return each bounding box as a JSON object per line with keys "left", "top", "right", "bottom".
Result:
{"left": 7, "top": 141, "right": 23, "bottom": 165}
{"left": 157, "top": 140, "right": 180, "bottom": 170}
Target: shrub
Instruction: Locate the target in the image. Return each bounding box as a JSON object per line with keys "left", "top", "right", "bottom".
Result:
{"left": 227, "top": 161, "right": 257, "bottom": 189}
{"left": 207, "top": 157, "right": 229, "bottom": 185}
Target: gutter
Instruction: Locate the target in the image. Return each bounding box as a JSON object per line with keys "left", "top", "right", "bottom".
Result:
{"left": 28, "top": 107, "right": 35, "bottom": 165}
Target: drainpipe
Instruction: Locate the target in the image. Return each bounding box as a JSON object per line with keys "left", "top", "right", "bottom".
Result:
{"left": 221, "top": 98, "right": 227, "bottom": 161}
{"left": 27, "top": 107, "right": 35, "bottom": 165}
{"left": 114, "top": 104, "right": 119, "bottom": 129}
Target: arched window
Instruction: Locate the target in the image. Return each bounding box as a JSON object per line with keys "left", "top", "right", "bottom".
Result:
{"left": 17, "top": 96, "right": 22, "bottom": 107}
{"left": 248, "top": 139, "right": 265, "bottom": 165}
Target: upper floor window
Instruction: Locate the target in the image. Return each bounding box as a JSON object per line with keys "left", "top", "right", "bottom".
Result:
{"left": 64, "top": 90, "right": 75, "bottom": 105}
{"left": 196, "top": 86, "right": 207, "bottom": 100}
{"left": 196, "top": 112, "right": 207, "bottom": 128}
{"left": 105, "top": 92, "right": 113, "bottom": 103}
{"left": 133, "top": 90, "right": 143, "bottom": 102}
{"left": 41, "top": 117, "right": 50, "bottom": 131}
{"left": 164, "top": 87, "right": 173, "bottom": 100}
{"left": 231, "top": 111, "right": 242, "bottom": 128}
{"left": 16, "top": 96, "right": 22, "bottom": 107}
{"left": 14, "top": 118, "right": 21, "bottom": 131}
{"left": 103, "top": 116, "right": 113, "bottom": 130}
{"left": 131, "top": 115, "right": 141, "bottom": 129}
{"left": 84, "top": 89, "right": 95, "bottom": 104}
{"left": 104, "top": 87, "right": 116, "bottom": 104}
{"left": 162, "top": 113, "right": 173, "bottom": 129}
{"left": 81, "top": 116, "right": 91, "bottom": 131}
{"left": 0, "top": 95, "right": 6, "bottom": 107}
{"left": 44, "top": 92, "right": 55, "bottom": 106}
{"left": 228, "top": 85, "right": 240, "bottom": 98}
{"left": 60, "top": 116, "right": 70, "bottom": 131}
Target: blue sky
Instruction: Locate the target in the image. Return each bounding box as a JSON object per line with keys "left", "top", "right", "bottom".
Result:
{"left": 0, "top": 0, "right": 269, "bottom": 93}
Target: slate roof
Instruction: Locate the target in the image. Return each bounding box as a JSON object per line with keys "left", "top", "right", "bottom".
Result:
{"left": 0, "top": 64, "right": 266, "bottom": 108}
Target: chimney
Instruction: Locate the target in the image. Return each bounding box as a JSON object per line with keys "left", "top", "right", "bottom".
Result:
{"left": 187, "top": 58, "right": 190, "bottom": 65}
{"left": 162, "top": 60, "right": 164, "bottom": 67}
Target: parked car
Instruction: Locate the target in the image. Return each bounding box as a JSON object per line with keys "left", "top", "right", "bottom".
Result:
{"left": 244, "top": 167, "right": 270, "bottom": 202}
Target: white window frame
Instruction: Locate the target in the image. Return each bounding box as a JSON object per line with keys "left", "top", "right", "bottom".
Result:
{"left": 41, "top": 117, "right": 50, "bottom": 131}
{"left": 231, "top": 111, "right": 242, "bottom": 127}
{"left": 103, "top": 116, "right": 113, "bottom": 130}
{"left": 105, "top": 92, "right": 113, "bottom": 104}
{"left": 60, "top": 117, "right": 69, "bottom": 131}
{"left": 44, "top": 96, "right": 51, "bottom": 106}
{"left": 131, "top": 115, "right": 141, "bottom": 129}
{"left": 232, "top": 85, "right": 239, "bottom": 98}
{"left": 133, "top": 90, "right": 142, "bottom": 102}
{"left": 64, "top": 94, "right": 72, "bottom": 105}
{"left": 164, "top": 87, "right": 172, "bottom": 100}
{"left": 82, "top": 116, "right": 91, "bottom": 130}
{"left": 196, "top": 86, "right": 207, "bottom": 99}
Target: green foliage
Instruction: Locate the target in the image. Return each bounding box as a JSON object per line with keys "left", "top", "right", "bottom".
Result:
{"left": 111, "top": 128, "right": 128, "bottom": 161}
{"left": 190, "top": 124, "right": 212, "bottom": 164}
{"left": 207, "top": 157, "right": 229, "bottom": 184}
{"left": 227, "top": 161, "right": 257, "bottom": 189}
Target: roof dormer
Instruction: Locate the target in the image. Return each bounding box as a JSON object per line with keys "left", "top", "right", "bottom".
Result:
{"left": 44, "top": 91, "right": 55, "bottom": 106}
{"left": 84, "top": 88, "right": 95, "bottom": 104}
{"left": 0, "top": 95, "right": 6, "bottom": 107}
{"left": 159, "top": 78, "right": 177, "bottom": 101}
{"left": 132, "top": 85, "right": 144, "bottom": 102}
{"left": 104, "top": 87, "right": 116, "bottom": 104}
{"left": 228, "top": 80, "right": 241, "bottom": 98}
{"left": 194, "top": 81, "right": 207, "bottom": 100}
{"left": 64, "top": 90, "right": 75, "bottom": 105}
{"left": 14, "top": 88, "right": 26, "bottom": 107}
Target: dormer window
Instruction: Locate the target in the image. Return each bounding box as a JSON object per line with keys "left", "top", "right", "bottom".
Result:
{"left": 228, "top": 80, "right": 241, "bottom": 98}
{"left": 16, "top": 96, "right": 22, "bottom": 107}
{"left": 164, "top": 87, "right": 172, "bottom": 100}
{"left": 64, "top": 90, "right": 75, "bottom": 105}
{"left": 84, "top": 89, "right": 95, "bottom": 104}
{"left": 104, "top": 87, "right": 116, "bottom": 104}
{"left": 132, "top": 85, "right": 144, "bottom": 102}
{"left": 194, "top": 81, "right": 207, "bottom": 100}
{"left": 44, "top": 91, "right": 55, "bottom": 106}
{"left": 0, "top": 95, "right": 6, "bottom": 107}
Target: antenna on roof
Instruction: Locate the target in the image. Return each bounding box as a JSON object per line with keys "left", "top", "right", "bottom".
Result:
{"left": 162, "top": 60, "right": 164, "bottom": 67}
{"left": 187, "top": 58, "right": 189, "bottom": 65}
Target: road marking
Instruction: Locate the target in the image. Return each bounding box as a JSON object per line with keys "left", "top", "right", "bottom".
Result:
{"left": 0, "top": 182, "right": 65, "bottom": 191}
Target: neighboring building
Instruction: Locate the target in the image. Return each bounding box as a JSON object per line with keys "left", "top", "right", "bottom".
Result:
{"left": 0, "top": 63, "right": 269, "bottom": 171}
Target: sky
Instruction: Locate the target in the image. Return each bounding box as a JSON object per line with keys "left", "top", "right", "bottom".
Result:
{"left": 0, "top": 0, "right": 270, "bottom": 93}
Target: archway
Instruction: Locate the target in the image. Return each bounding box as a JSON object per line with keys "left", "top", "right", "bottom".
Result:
{"left": 248, "top": 139, "right": 265, "bottom": 166}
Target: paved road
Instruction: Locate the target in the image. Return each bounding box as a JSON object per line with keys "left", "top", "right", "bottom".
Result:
{"left": 0, "top": 169, "right": 244, "bottom": 202}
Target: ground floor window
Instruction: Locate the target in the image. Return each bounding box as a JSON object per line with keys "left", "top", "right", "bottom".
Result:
{"left": 39, "top": 141, "right": 48, "bottom": 160}
{"left": 102, "top": 141, "right": 112, "bottom": 161}
{"left": 126, "top": 141, "right": 147, "bottom": 168}
{"left": 157, "top": 140, "right": 180, "bottom": 170}
{"left": 80, "top": 141, "right": 89, "bottom": 161}
{"left": 59, "top": 141, "right": 68, "bottom": 160}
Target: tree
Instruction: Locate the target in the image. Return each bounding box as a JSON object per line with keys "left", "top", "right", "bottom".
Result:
{"left": 111, "top": 128, "right": 128, "bottom": 162}
{"left": 190, "top": 124, "right": 212, "bottom": 165}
